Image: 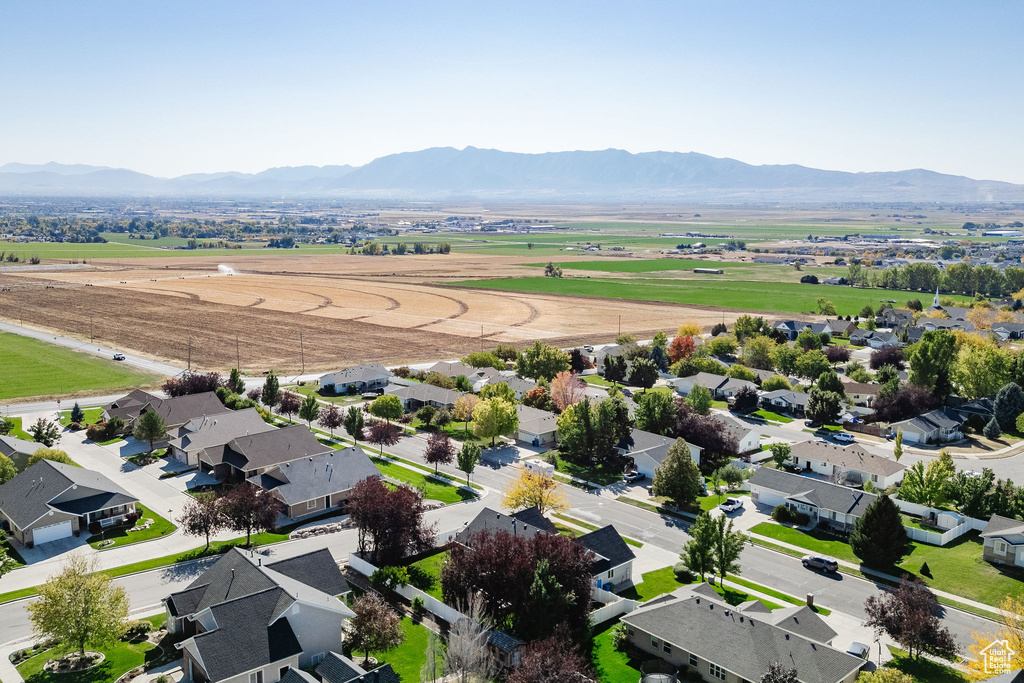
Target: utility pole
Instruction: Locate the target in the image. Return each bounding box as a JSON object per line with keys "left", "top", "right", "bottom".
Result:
{"left": 187, "top": 336, "right": 192, "bottom": 371}
{"left": 90, "top": 314, "right": 94, "bottom": 343}
{"left": 299, "top": 333, "right": 305, "bottom": 375}
{"left": 618, "top": 315, "right": 621, "bottom": 337}
{"left": 236, "top": 334, "right": 240, "bottom": 370}
{"left": 480, "top": 325, "right": 484, "bottom": 352}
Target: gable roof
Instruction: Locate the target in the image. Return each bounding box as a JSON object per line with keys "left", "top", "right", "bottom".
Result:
{"left": 892, "top": 407, "right": 963, "bottom": 433}
{"left": 315, "top": 653, "right": 364, "bottom": 683}
{"left": 982, "top": 514, "right": 1024, "bottom": 541}
{"left": 789, "top": 441, "right": 905, "bottom": 477}
{"left": 170, "top": 408, "right": 275, "bottom": 457}
{"left": 617, "top": 428, "right": 676, "bottom": 464}
{"left": 578, "top": 525, "right": 636, "bottom": 574}
{"left": 621, "top": 593, "right": 864, "bottom": 683}
{"left": 281, "top": 668, "right": 319, "bottom": 683}
{"left": 0, "top": 459, "right": 137, "bottom": 529}
{"left": 200, "top": 425, "right": 331, "bottom": 471}
{"left": 426, "top": 360, "right": 476, "bottom": 378}
{"left": 250, "top": 445, "right": 380, "bottom": 506}
{"left": 457, "top": 506, "right": 557, "bottom": 544}
{"left": 104, "top": 390, "right": 230, "bottom": 428}
{"left": 320, "top": 363, "right": 393, "bottom": 386}
{"left": 385, "top": 383, "right": 464, "bottom": 405}
{"left": 760, "top": 389, "right": 810, "bottom": 407}
{"left": 515, "top": 404, "right": 558, "bottom": 434}
{"left": 748, "top": 467, "right": 877, "bottom": 517}
{"left": 0, "top": 435, "right": 46, "bottom": 459}
{"left": 264, "top": 550, "right": 350, "bottom": 597}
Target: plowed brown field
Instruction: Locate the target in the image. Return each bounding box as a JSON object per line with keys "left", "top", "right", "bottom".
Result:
{"left": 0, "top": 253, "right": 749, "bottom": 372}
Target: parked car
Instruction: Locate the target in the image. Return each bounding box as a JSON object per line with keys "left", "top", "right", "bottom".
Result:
{"left": 782, "top": 463, "right": 802, "bottom": 474}
{"left": 718, "top": 498, "right": 744, "bottom": 513}
{"left": 832, "top": 432, "right": 855, "bottom": 443}
{"left": 845, "top": 642, "right": 869, "bottom": 659}
{"left": 623, "top": 470, "right": 645, "bottom": 483}
{"left": 112, "top": 352, "right": 125, "bottom": 361}
{"left": 801, "top": 554, "right": 839, "bottom": 573}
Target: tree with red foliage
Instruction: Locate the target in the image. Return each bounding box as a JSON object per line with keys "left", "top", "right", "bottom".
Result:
{"left": 277, "top": 391, "right": 301, "bottom": 421}
{"left": 424, "top": 431, "right": 456, "bottom": 473}
{"left": 668, "top": 336, "right": 696, "bottom": 364}
{"left": 550, "top": 371, "right": 587, "bottom": 412}
{"left": 219, "top": 482, "right": 279, "bottom": 547}
{"left": 521, "top": 386, "right": 556, "bottom": 412}
{"left": 367, "top": 420, "right": 401, "bottom": 456}
{"left": 318, "top": 404, "right": 344, "bottom": 437}
{"left": 864, "top": 576, "right": 959, "bottom": 661}
{"left": 674, "top": 403, "right": 738, "bottom": 473}
{"left": 824, "top": 345, "right": 851, "bottom": 367}
{"left": 163, "top": 371, "right": 223, "bottom": 397}
{"left": 176, "top": 495, "right": 225, "bottom": 550}
{"left": 871, "top": 384, "right": 940, "bottom": 423}
{"left": 441, "top": 530, "right": 593, "bottom": 641}
{"left": 870, "top": 345, "right": 905, "bottom": 371}
{"left": 505, "top": 628, "right": 596, "bottom": 683}
{"left": 349, "top": 477, "right": 436, "bottom": 566}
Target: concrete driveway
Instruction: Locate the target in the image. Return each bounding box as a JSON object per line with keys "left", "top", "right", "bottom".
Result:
{"left": 16, "top": 534, "right": 91, "bottom": 565}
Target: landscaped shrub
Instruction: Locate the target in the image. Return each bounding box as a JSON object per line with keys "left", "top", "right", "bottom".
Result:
{"left": 87, "top": 521, "right": 102, "bottom": 535}
{"left": 370, "top": 565, "right": 410, "bottom": 592}
{"left": 398, "top": 413, "right": 414, "bottom": 424}
{"left": 672, "top": 562, "right": 694, "bottom": 583}
{"left": 123, "top": 620, "right": 151, "bottom": 640}
{"left": 411, "top": 596, "right": 424, "bottom": 612}
{"left": 86, "top": 423, "right": 108, "bottom": 442}
{"left": 611, "top": 622, "right": 630, "bottom": 651}
{"left": 771, "top": 505, "right": 810, "bottom": 526}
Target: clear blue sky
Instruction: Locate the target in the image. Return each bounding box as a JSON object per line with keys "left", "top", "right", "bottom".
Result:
{"left": 2, "top": 1, "right": 1022, "bottom": 181}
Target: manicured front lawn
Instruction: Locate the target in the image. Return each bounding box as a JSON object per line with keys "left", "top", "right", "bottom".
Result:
{"left": 698, "top": 490, "right": 748, "bottom": 512}
{"left": 591, "top": 619, "right": 643, "bottom": 683}
{"left": 619, "top": 566, "right": 783, "bottom": 609}
{"left": 406, "top": 550, "right": 447, "bottom": 601}
{"left": 58, "top": 408, "right": 104, "bottom": 427}
{"left": 16, "top": 615, "right": 165, "bottom": 683}
{"left": 86, "top": 504, "right": 177, "bottom": 549}
{"left": 752, "top": 409, "right": 793, "bottom": 423}
{"left": 371, "top": 457, "right": 476, "bottom": 504}
{"left": 582, "top": 375, "right": 616, "bottom": 388}
{"left": 750, "top": 523, "right": 1024, "bottom": 607}
{"left": 350, "top": 616, "right": 441, "bottom": 683}
{"left": 0, "top": 332, "right": 160, "bottom": 401}
{"left": 3, "top": 416, "right": 35, "bottom": 441}
{"left": 885, "top": 646, "right": 967, "bottom": 683}
{"left": 550, "top": 451, "right": 622, "bottom": 486}
{"left": 284, "top": 383, "right": 362, "bottom": 405}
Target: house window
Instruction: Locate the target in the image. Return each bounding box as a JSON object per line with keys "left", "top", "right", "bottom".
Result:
{"left": 249, "top": 671, "right": 263, "bottom": 683}
{"left": 689, "top": 654, "right": 698, "bottom": 668}
{"left": 709, "top": 663, "right": 726, "bottom": 680}
{"left": 996, "top": 540, "right": 1009, "bottom": 555}
{"left": 307, "top": 499, "right": 318, "bottom": 510}
{"left": 607, "top": 569, "right": 614, "bottom": 578}
{"left": 872, "top": 474, "right": 878, "bottom": 482}
{"left": 651, "top": 636, "right": 659, "bottom": 648}
{"left": 311, "top": 653, "right": 325, "bottom": 665}
{"left": 663, "top": 642, "right": 672, "bottom": 654}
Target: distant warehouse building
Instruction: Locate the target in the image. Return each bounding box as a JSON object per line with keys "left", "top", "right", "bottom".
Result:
{"left": 693, "top": 267, "right": 724, "bottom": 275}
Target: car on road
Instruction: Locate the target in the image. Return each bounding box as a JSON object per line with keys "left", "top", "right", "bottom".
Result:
{"left": 112, "top": 352, "right": 125, "bottom": 361}
{"left": 831, "top": 432, "right": 855, "bottom": 443}
{"left": 583, "top": 344, "right": 594, "bottom": 352}
{"left": 802, "top": 554, "right": 839, "bottom": 573}
{"left": 804, "top": 419, "right": 820, "bottom": 428}
{"left": 718, "top": 498, "right": 744, "bottom": 513}
{"left": 623, "top": 470, "right": 645, "bottom": 483}
{"left": 845, "top": 642, "right": 870, "bottom": 659}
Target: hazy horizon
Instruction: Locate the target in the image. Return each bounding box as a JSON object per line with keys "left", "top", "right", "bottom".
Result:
{"left": 2, "top": 1, "right": 1022, "bottom": 182}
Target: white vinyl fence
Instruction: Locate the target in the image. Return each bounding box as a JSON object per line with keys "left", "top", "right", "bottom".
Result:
{"left": 590, "top": 585, "right": 637, "bottom": 624}
{"left": 893, "top": 499, "right": 988, "bottom": 546}
{"left": 348, "top": 553, "right": 466, "bottom": 624}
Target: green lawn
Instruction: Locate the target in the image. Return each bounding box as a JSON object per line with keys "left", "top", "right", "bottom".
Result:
{"left": 58, "top": 408, "right": 104, "bottom": 427}
{"left": 16, "top": 615, "right": 165, "bottom": 683}
{"left": 750, "top": 523, "right": 1024, "bottom": 607}
{"left": 885, "top": 646, "right": 967, "bottom": 683}
{"left": 528, "top": 258, "right": 739, "bottom": 273}
{"left": 591, "top": 619, "right": 644, "bottom": 683}
{"left": 406, "top": 549, "right": 447, "bottom": 601}
{"left": 284, "top": 383, "right": 362, "bottom": 405}
{"left": 455, "top": 277, "right": 973, "bottom": 318}
{"left": 552, "top": 513, "right": 643, "bottom": 547}
{"left": 371, "top": 457, "right": 476, "bottom": 504}
{"left": 582, "top": 375, "right": 616, "bottom": 388}
{"left": 351, "top": 616, "right": 441, "bottom": 683}
{"left": 752, "top": 409, "right": 794, "bottom": 423}
{"left": 86, "top": 504, "right": 176, "bottom": 549}
{"left": 619, "top": 566, "right": 782, "bottom": 609}
{"left": 697, "top": 490, "right": 747, "bottom": 512}
{"left": 3, "top": 416, "right": 35, "bottom": 441}
{"left": 550, "top": 451, "right": 622, "bottom": 486}
{"left": 0, "top": 333, "right": 160, "bottom": 400}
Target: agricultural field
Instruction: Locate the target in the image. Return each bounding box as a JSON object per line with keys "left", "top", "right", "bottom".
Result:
{"left": 0, "top": 332, "right": 160, "bottom": 401}
{"left": 457, "top": 276, "right": 970, "bottom": 317}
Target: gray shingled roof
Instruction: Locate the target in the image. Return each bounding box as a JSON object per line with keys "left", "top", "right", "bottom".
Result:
{"left": 265, "top": 550, "right": 350, "bottom": 597}
{"left": 201, "top": 425, "right": 331, "bottom": 471}
{"left": 617, "top": 428, "right": 675, "bottom": 464}
{"left": 385, "top": 383, "right": 464, "bottom": 406}
{"left": 487, "top": 629, "right": 525, "bottom": 652}
{"left": 315, "top": 653, "right": 365, "bottom": 683}
{"left": 515, "top": 404, "right": 558, "bottom": 434}
{"left": 0, "top": 435, "right": 45, "bottom": 459}
{"left": 320, "top": 363, "right": 394, "bottom": 386}
{"left": 170, "top": 408, "right": 275, "bottom": 458}
{"left": 621, "top": 595, "right": 864, "bottom": 683}
{"left": 250, "top": 445, "right": 380, "bottom": 506}
{"left": 760, "top": 390, "right": 811, "bottom": 407}
{"left": 982, "top": 514, "right": 1024, "bottom": 540}
{"left": 281, "top": 668, "right": 319, "bottom": 683}
{"left": 104, "top": 390, "right": 230, "bottom": 428}
{"left": 456, "top": 506, "right": 556, "bottom": 545}
{"left": 578, "top": 525, "right": 635, "bottom": 574}
{"left": 426, "top": 360, "right": 476, "bottom": 378}
{"left": 790, "top": 441, "right": 905, "bottom": 477}
{"left": 0, "top": 459, "right": 137, "bottom": 529}
{"left": 748, "top": 467, "right": 877, "bottom": 517}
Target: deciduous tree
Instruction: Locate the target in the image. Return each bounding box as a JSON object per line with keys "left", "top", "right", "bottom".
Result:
{"left": 805, "top": 388, "right": 842, "bottom": 425}
{"left": 628, "top": 356, "right": 659, "bottom": 392}
{"left": 770, "top": 345, "right": 800, "bottom": 377}
{"left": 462, "top": 352, "right": 505, "bottom": 370}
{"left": 686, "top": 384, "right": 713, "bottom": 415}
{"left": 220, "top": 482, "right": 279, "bottom": 547}
{"left": 298, "top": 393, "right": 320, "bottom": 427}
{"left": 349, "top": 477, "right": 435, "bottom": 565}
{"left": 28, "top": 555, "right": 130, "bottom": 656}
{"left": 635, "top": 390, "right": 675, "bottom": 435}
{"left": 520, "top": 386, "right": 555, "bottom": 412}
{"left": 824, "top": 344, "right": 851, "bottom": 367}
{"left": 457, "top": 442, "right": 482, "bottom": 486}
{"left": 479, "top": 381, "right": 516, "bottom": 403}
{"left": 953, "top": 343, "right": 1014, "bottom": 399}
{"left": 367, "top": 420, "right": 401, "bottom": 455}
{"left": 899, "top": 455, "right": 955, "bottom": 508}
{"left": 425, "top": 431, "right": 456, "bottom": 473}
{"left": 796, "top": 350, "right": 831, "bottom": 383}
{"left": 502, "top": 470, "right": 568, "bottom": 515}
{"left": 472, "top": 397, "right": 518, "bottom": 447}
{"left": 343, "top": 405, "right": 364, "bottom": 439}
{"left": 346, "top": 593, "right": 404, "bottom": 666}
{"left": 277, "top": 391, "right": 301, "bottom": 422}
{"left": 770, "top": 442, "right": 792, "bottom": 469}
{"left": 177, "top": 495, "right": 225, "bottom": 550}
{"left": 732, "top": 385, "right": 759, "bottom": 413}
{"left": 318, "top": 404, "right": 343, "bottom": 437}
{"left": 761, "top": 375, "right": 791, "bottom": 392}
{"left": 549, "top": 370, "right": 586, "bottom": 412}
{"left": 760, "top": 663, "right": 798, "bottom": 683}
{"left": 870, "top": 346, "right": 905, "bottom": 371}
{"left": 796, "top": 328, "right": 823, "bottom": 351}
{"left": 864, "top": 577, "right": 958, "bottom": 661}
{"left": 669, "top": 335, "right": 696, "bottom": 364}
{"left": 505, "top": 630, "right": 595, "bottom": 683}
{"left": 908, "top": 330, "right": 956, "bottom": 397}
{"left": 417, "top": 404, "right": 438, "bottom": 427}
{"left": 680, "top": 512, "right": 716, "bottom": 582}
{"left": 677, "top": 321, "right": 702, "bottom": 337}
{"left": 0, "top": 453, "right": 15, "bottom": 485}
{"left": 28, "top": 448, "right": 75, "bottom": 467}
{"left": 712, "top": 510, "right": 746, "bottom": 585}
{"left": 995, "top": 382, "right": 1024, "bottom": 431}
{"left": 556, "top": 399, "right": 594, "bottom": 464}
{"left": 516, "top": 341, "right": 570, "bottom": 381}
{"left": 163, "top": 371, "right": 223, "bottom": 397}
{"left": 370, "top": 394, "right": 404, "bottom": 424}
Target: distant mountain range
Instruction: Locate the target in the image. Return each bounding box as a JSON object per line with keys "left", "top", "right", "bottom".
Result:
{"left": 1, "top": 147, "right": 1021, "bottom": 201}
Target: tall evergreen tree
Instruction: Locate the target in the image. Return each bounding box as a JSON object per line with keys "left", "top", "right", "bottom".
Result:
{"left": 850, "top": 495, "right": 910, "bottom": 569}
{"left": 652, "top": 439, "right": 702, "bottom": 508}
{"left": 994, "top": 382, "right": 1024, "bottom": 431}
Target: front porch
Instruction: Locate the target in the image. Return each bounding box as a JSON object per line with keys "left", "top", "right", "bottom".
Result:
{"left": 82, "top": 502, "right": 137, "bottom": 530}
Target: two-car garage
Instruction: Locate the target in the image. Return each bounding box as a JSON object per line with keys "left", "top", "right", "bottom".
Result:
{"left": 31, "top": 520, "right": 73, "bottom": 545}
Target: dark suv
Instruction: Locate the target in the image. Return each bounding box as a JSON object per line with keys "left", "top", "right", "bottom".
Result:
{"left": 801, "top": 555, "right": 839, "bottom": 573}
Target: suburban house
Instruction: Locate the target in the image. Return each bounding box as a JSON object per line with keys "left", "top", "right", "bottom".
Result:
{"left": 954, "top": 397, "right": 995, "bottom": 422}
{"left": 787, "top": 441, "right": 906, "bottom": 489}
{"left": 515, "top": 404, "right": 559, "bottom": 446}
{"left": 841, "top": 381, "right": 879, "bottom": 407}
{"left": 918, "top": 318, "right": 975, "bottom": 333}
{"left": 165, "top": 548, "right": 353, "bottom": 683}
{"left": 927, "top": 304, "right": 970, "bottom": 321}
{"left": 319, "top": 364, "right": 393, "bottom": 395}
{"left": 425, "top": 360, "right": 478, "bottom": 379}
{"left": 849, "top": 329, "right": 899, "bottom": 348}
{"left": 494, "top": 371, "right": 537, "bottom": 399}
{"left": 669, "top": 373, "right": 757, "bottom": 399}
{"left": 619, "top": 584, "right": 864, "bottom": 683}
{"left": 314, "top": 652, "right": 399, "bottom": 683}
{"left": 993, "top": 322, "right": 1024, "bottom": 340}
{"left": 103, "top": 389, "right": 230, "bottom": 434}
{"left": 981, "top": 515, "right": 1024, "bottom": 568}
{"left": 0, "top": 434, "right": 45, "bottom": 470}
{"left": 198, "top": 424, "right": 332, "bottom": 482}
{"left": 714, "top": 415, "right": 760, "bottom": 454}
{"left": 384, "top": 383, "right": 464, "bottom": 412}
{"left": 248, "top": 444, "right": 380, "bottom": 519}
{"left": 0, "top": 459, "right": 138, "bottom": 546}
{"left": 594, "top": 344, "right": 624, "bottom": 371}
{"left": 455, "top": 506, "right": 635, "bottom": 591}
{"left": 879, "top": 308, "right": 914, "bottom": 329}
{"left": 773, "top": 320, "right": 831, "bottom": 341}
{"left": 618, "top": 428, "right": 702, "bottom": 480}
{"left": 888, "top": 408, "right": 964, "bottom": 444}
{"left": 748, "top": 467, "right": 876, "bottom": 533}
{"left": 759, "top": 389, "right": 810, "bottom": 417}
{"left": 167, "top": 408, "right": 276, "bottom": 467}
{"left": 826, "top": 319, "right": 859, "bottom": 337}
{"left": 467, "top": 366, "right": 500, "bottom": 392}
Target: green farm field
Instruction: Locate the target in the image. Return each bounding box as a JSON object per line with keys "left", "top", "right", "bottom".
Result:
{"left": 0, "top": 333, "right": 161, "bottom": 400}
{"left": 455, "top": 276, "right": 970, "bottom": 317}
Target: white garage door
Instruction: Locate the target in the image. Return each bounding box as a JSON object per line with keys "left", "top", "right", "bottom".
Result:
{"left": 33, "top": 520, "right": 73, "bottom": 545}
